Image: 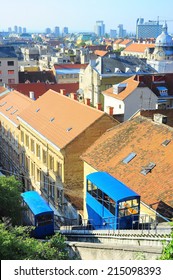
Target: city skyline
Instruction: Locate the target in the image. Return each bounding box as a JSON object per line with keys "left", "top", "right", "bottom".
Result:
{"left": 0, "top": 0, "right": 173, "bottom": 34}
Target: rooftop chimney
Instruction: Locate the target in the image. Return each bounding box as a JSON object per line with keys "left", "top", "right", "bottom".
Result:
{"left": 85, "top": 98, "right": 90, "bottom": 106}
{"left": 70, "top": 92, "right": 77, "bottom": 100}
{"left": 60, "top": 89, "right": 66, "bottom": 95}
{"left": 96, "top": 103, "right": 102, "bottom": 110}
{"left": 29, "top": 91, "right": 35, "bottom": 100}
{"left": 106, "top": 106, "right": 114, "bottom": 116}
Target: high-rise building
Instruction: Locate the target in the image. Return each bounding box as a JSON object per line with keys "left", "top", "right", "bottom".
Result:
{"left": 23, "top": 27, "right": 27, "bottom": 33}
{"left": 54, "top": 26, "right": 60, "bottom": 36}
{"left": 45, "top": 27, "right": 51, "bottom": 34}
{"left": 94, "top": 20, "right": 105, "bottom": 37}
{"left": 110, "top": 29, "right": 117, "bottom": 39}
{"left": 14, "top": 25, "right": 18, "bottom": 33}
{"left": 117, "top": 24, "right": 126, "bottom": 38}
{"left": 136, "top": 18, "right": 163, "bottom": 39}
{"left": 18, "top": 26, "right": 22, "bottom": 33}
{"left": 8, "top": 27, "right": 12, "bottom": 33}
{"left": 62, "top": 27, "right": 68, "bottom": 36}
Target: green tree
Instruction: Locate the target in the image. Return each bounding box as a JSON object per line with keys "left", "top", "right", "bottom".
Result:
{"left": 0, "top": 176, "right": 23, "bottom": 225}
{"left": 160, "top": 224, "right": 173, "bottom": 260}
{"left": 0, "top": 223, "right": 69, "bottom": 260}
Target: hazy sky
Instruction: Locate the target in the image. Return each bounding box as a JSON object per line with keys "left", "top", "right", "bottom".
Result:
{"left": 1, "top": 0, "right": 173, "bottom": 33}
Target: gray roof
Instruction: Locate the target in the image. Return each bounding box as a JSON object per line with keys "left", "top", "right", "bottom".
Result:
{"left": 95, "top": 55, "right": 157, "bottom": 75}
{"left": 0, "top": 46, "right": 17, "bottom": 58}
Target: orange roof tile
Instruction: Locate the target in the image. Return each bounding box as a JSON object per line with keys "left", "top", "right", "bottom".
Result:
{"left": 94, "top": 50, "right": 108, "bottom": 57}
{"left": 0, "top": 86, "right": 6, "bottom": 94}
{"left": 0, "top": 90, "right": 34, "bottom": 126}
{"left": 82, "top": 116, "right": 173, "bottom": 217}
{"left": 18, "top": 89, "right": 108, "bottom": 149}
{"left": 113, "top": 39, "right": 123, "bottom": 44}
{"left": 102, "top": 76, "right": 139, "bottom": 100}
{"left": 119, "top": 39, "right": 133, "bottom": 45}
{"left": 9, "top": 83, "right": 79, "bottom": 99}
{"left": 123, "top": 43, "right": 155, "bottom": 53}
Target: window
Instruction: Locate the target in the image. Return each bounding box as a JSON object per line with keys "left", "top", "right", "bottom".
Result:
{"left": 57, "top": 162, "right": 62, "bottom": 178}
{"left": 118, "top": 199, "right": 139, "bottom": 217}
{"left": 8, "top": 70, "right": 14, "bottom": 74}
{"left": 36, "top": 168, "right": 40, "bottom": 183}
{"left": 42, "top": 149, "right": 47, "bottom": 164}
{"left": 8, "top": 79, "right": 15, "bottom": 84}
{"left": 50, "top": 181, "right": 55, "bottom": 199}
{"left": 57, "top": 188, "right": 63, "bottom": 205}
{"left": 31, "top": 162, "right": 35, "bottom": 177}
{"left": 21, "top": 152, "right": 25, "bottom": 167}
{"left": 36, "top": 144, "right": 41, "bottom": 158}
{"left": 49, "top": 155, "right": 54, "bottom": 170}
{"left": 21, "top": 131, "right": 24, "bottom": 143}
{"left": 31, "top": 139, "right": 35, "bottom": 153}
{"left": 7, "top": 61, "right": 14, "bottom": 66}
{"left": 43, "top": 175, "right": 48, "bottom": 193}
{"left": 123, "top": 152, "right": 136, "bottom": 164}
{"left": 25, "top": 157, "right": 30, "bottom": 172}
{"left": 25, "top": 134, "right": 29, "bottom": 148}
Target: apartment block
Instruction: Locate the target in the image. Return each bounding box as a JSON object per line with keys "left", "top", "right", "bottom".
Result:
{"left": 0, "top": 46, "right": 19, "bottom": 84}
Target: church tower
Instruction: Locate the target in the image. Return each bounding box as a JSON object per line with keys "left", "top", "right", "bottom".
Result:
{"left": 147, "top": 22, "right": 173, "bottom": 73}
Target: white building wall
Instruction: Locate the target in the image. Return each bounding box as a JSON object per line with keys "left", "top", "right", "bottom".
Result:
{"left": 124, "top": 87, "right": 158, "bottom": 120}
{"left": 103, "top": 87, "right": 158, "bottom": 120}
{"left": 147, "top": 59, "right": 173, "bottom": 73}
{"left": 103, "top": 94, "right": 124, "bottom": 115}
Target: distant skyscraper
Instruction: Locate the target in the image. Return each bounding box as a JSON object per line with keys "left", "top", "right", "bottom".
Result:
{"left": 136, "top": 18, "right": 163, "bottom": 39}
{"left": 45, "top": 27, "right": 51, "bottom": 34}
{"left": 110, "top": 29, "right": 117, "bottom": 39}
{"left": 8, "top": 27, "right": 12, "bottom": 33}
{"left": 54, "top": 26, "right": 60, "bottom": 36}
{"left": 62, "top": 27, "right": 68, "bottom": 36}
{"left": 94, "top": 20, "right": 105, "bottom": 37}
{"left": 18, "top": 26, "right": 22, "bottom": 33}
{"left": 14, "top": 25, "right": 18, "bottom": 33}
{"left": 23, "top": 27, "right": 26, "bottom": 33}
{"left": 117, "top": 24, "right": 126, "bottom": 38}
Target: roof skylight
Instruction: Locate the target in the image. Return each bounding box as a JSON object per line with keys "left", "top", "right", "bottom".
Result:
{"left": 11, "top": 109, "right": 18, "bottom": 115}
{"left": 66, "top": 127, "right": 72, "bottom": 132}
{"left": 141, "top": 162, "right": 156, "bottom": 175}
{"left": 0, "top": 101, "right": 7, "bottom": 107}
{"left": 6, "top": 106, "right": 13, "bottom": 111}
{"left": 162, "top": 139, "right": 171, "bottom": 146}
{"left": 123, "top": 152, "right": 136, "bottom": 164}
{"left": 50, "top": 117, "right": 55, "bottom": 122}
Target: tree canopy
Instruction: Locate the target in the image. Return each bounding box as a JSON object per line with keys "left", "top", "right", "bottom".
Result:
{"left": 0, "top": 176, "right": 23, "bottom": 225}
{"left": 0, "top": 223, "right": 69, "bottom": 260}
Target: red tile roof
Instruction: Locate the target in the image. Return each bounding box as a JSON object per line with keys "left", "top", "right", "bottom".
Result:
{"left": 0, "top": 90, "right": 34, "bottom": 125}
{"left": 94, "top": 50, "right": 108, "bottom": 57}
{"left": 103, "top": 76, "right": 139, "bottom": 100}
{"left": 0, "top": 86, "right": 6, "bottom": 94}
{"left": 81, "top": 116, "right": 173, "bottom": 218}
{"left": 18, "top": 89, "right": 109, "bottom": 149}
{"left": 9, "top": 83, "right": 79, "bottom": 99}
{"left": 123, "top": 43, "right": 155, "bottom": 53}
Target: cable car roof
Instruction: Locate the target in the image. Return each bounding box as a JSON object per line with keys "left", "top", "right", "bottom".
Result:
{"left": 87, "top": 172, "right": 140, "bottom": 202}
{"left": 21, "top": 191, "right": 53, "bottom": 216}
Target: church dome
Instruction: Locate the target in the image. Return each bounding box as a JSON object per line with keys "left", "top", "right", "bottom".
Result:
{"left": 155, "top": 22, "right": 173, "bottom": 47}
